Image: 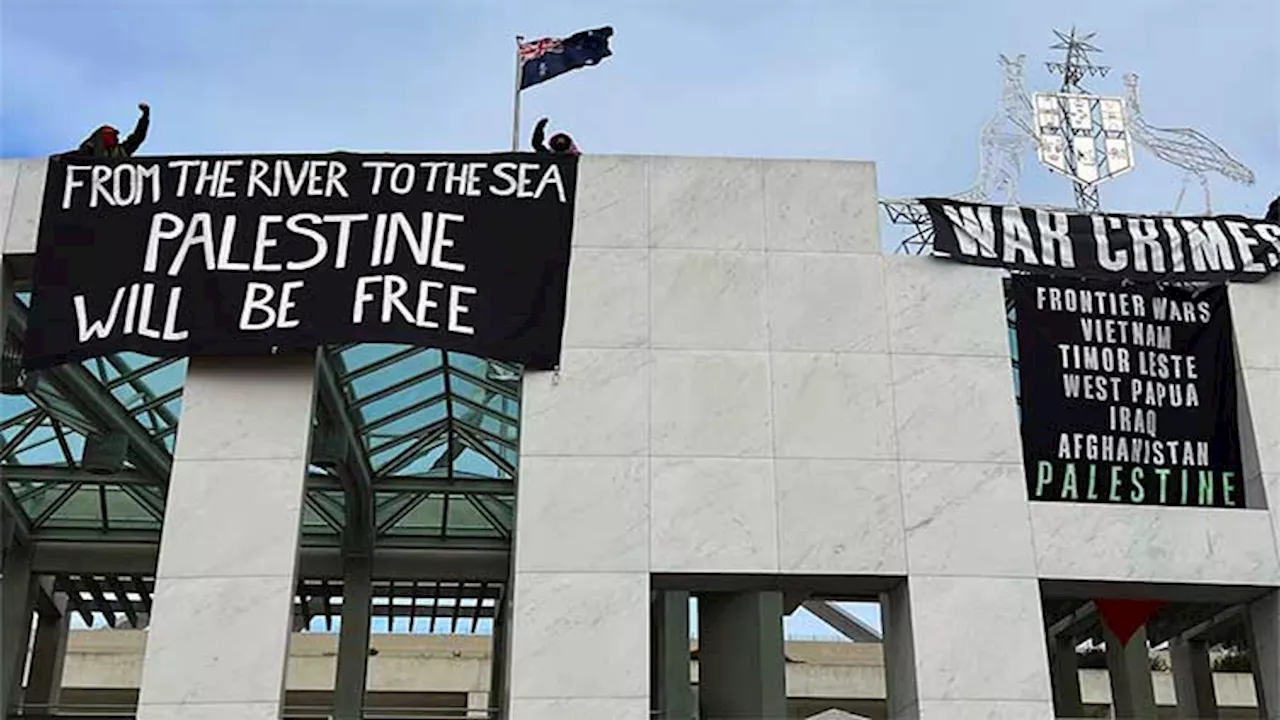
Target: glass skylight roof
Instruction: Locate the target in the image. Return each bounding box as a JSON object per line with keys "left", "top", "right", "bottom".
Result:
{"left": 4, "top": 290, "right": 521, "bottom": 547}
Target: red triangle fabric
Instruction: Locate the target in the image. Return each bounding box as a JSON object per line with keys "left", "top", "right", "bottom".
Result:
{"left": 1095, "top": 598, "right": 1166, "bottom": 645}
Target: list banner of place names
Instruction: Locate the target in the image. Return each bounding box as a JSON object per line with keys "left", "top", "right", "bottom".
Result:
{"left": 1009, "top": 274, "right": 1245, "bottom": 508}
{"left": 23, "top": 152, "right": 578, "bottom": 371}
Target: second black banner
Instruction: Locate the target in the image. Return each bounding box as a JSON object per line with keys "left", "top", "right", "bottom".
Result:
{"left": 1009, "top": 274, "right": 1245, "bottom": 508}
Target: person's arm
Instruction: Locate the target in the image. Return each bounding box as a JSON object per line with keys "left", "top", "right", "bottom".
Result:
{"left": 531, "top": 117, "right": 549, "bottom": 153}
{"left": 122, "top": 103, "right": 150, "bottom": 155}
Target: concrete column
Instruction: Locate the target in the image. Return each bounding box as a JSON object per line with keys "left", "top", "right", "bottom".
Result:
{"left": 23, "top": 599, "right": 70, "bottom": 712}
{"left": 506, "top": 570, "right": 648, "bottom": 718}
{"left": 137, "top": 353, "right": 317, "bottom": 720}
{"left": 332, "top": 553, "right": 372, "bottom": 720}
{"left": 651, "top": 590, "right": 692, "bottom": 720}
{"left": 1050, "top": 635, "right": 1084, "bottom": 719}
{"left": 0, "top": 256, "right": 11, "bottom": 362}
{"left": 505, "top": 431, "right": 650, "bottom": 715}
{"left": 1103, "top": 624, "right": 1157, "bottom": 719}
{"left": 123, "top": 611, "right": 150, "bottom": 630}
{"left": 1248, "top": 591, "right": 1280, "bottom": 719}
{"left": 881, "top": 577, "right": 1054, "bottom": 719}
{"left": 489, "top": 589, "right": 508, "bottom": 715}
{"left": 1, "top": 541, "right": 34, "bottom": 716}
{"left": 879, "top": 584, "right": 919, "bottom": 719}
{"left": 695, "top": 590, "right": 785, "bottom": 719}
{"left": 467, "top": 690, "right": 490, "bottom": 718}
{"left": 1170, "top": 637, "right": 1217, "bottom": 719}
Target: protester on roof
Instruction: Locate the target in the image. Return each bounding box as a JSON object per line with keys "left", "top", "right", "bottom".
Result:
{"left": 1266, "top": 195, "right": 1279, "bottom": 223}
{"left": 60, "top": 103, "right": 150, "bottom": 159}
{"left": 531, "top": 117, "right": 580, "bottom": 155}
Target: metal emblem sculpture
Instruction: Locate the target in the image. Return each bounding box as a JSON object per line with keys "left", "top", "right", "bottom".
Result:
{"left": 1032, "top": 91, "right": 1136, "bottom": 211}
{"left": 882, "top": 27, "right": 1256, "bottom": 254}
{"left": 1122, "top": 72, "right": 1255, "bottom": 215}
{"left": 952, "top": 53, "right": 1037, "bottom": 205}
{"left": 1034, "top": 29, "right": 1132, "bottom": 212}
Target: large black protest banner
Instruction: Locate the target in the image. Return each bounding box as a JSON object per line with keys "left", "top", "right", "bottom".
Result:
{"left": 924, "top": 198, "right": 1280, "bottom": 283}
{"left": 23, "top": 153, "right": 578, "bottom": 371}
{"left": 1010, "top": 275, "right": 1245, "bottom": 508}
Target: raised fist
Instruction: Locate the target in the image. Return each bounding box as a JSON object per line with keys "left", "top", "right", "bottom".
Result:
{"left": 139, "top": 102, "right": 150, "bottom": 113}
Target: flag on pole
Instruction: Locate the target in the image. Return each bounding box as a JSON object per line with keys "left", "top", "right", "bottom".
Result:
{"left": 518, "top": 26, "right": 613, "bottom": 90}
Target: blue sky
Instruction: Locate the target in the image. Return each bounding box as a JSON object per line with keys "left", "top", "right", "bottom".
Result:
{"left": 3, "top": 0, "right": 1275, "bottom": 218}
{"left": 5, "top": 0, "right": 1275, "bottom": 640}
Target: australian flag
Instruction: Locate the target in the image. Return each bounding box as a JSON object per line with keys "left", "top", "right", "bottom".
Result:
{"left": 519, "top": 26, "right": 613, "bottom": 90}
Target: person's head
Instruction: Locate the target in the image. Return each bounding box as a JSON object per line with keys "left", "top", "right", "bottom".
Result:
{"left": 97, "top": 125, "right": 120, "bottom": 149}
{"left": 548, "top": 132, "right": 573, "bottom": 154}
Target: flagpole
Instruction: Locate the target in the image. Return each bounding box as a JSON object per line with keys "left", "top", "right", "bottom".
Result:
{"left": 511, "top": 35, "right": 524, "bottom": 151}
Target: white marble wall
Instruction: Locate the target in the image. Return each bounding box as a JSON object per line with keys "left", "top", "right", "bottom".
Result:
{"left": 880, "top": 256, "right": 1055, "bottom": 719}
{"left": 1231, "top": 282, "right": 1280, "bottom": 536}
{"left": 0, "top": 159, "right": 45, "bottom": 255}
{"left": 135, "top": 355, "right": 317, "bottom": 720}
{"left": 509, "top": 154, "right": 1280, "bottom": 718}
{"left": 4, "top": 152, "right": 1280, "bottom": 718}
{"left": 1233, "top": 280, "right": 1280, "bottom": 718}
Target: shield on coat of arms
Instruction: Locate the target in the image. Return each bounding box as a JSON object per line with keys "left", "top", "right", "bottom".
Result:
{"left": 1033, "top": 92, "right": 1135, "bottom": 187}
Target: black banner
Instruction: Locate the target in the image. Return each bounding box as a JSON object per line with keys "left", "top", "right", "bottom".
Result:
{"left": 23, "top": 153, "right": 578, "bottom": 370}
{"left": 1010, "top": 275, "right": 1245, "bottom": 507}
{"left": 925, "top": 198, "right": 1280, "bottom": 283}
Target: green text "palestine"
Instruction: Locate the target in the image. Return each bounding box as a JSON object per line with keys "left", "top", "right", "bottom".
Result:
{"left": 1033, "top": 461, "right": 1240, "bottom": 507}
